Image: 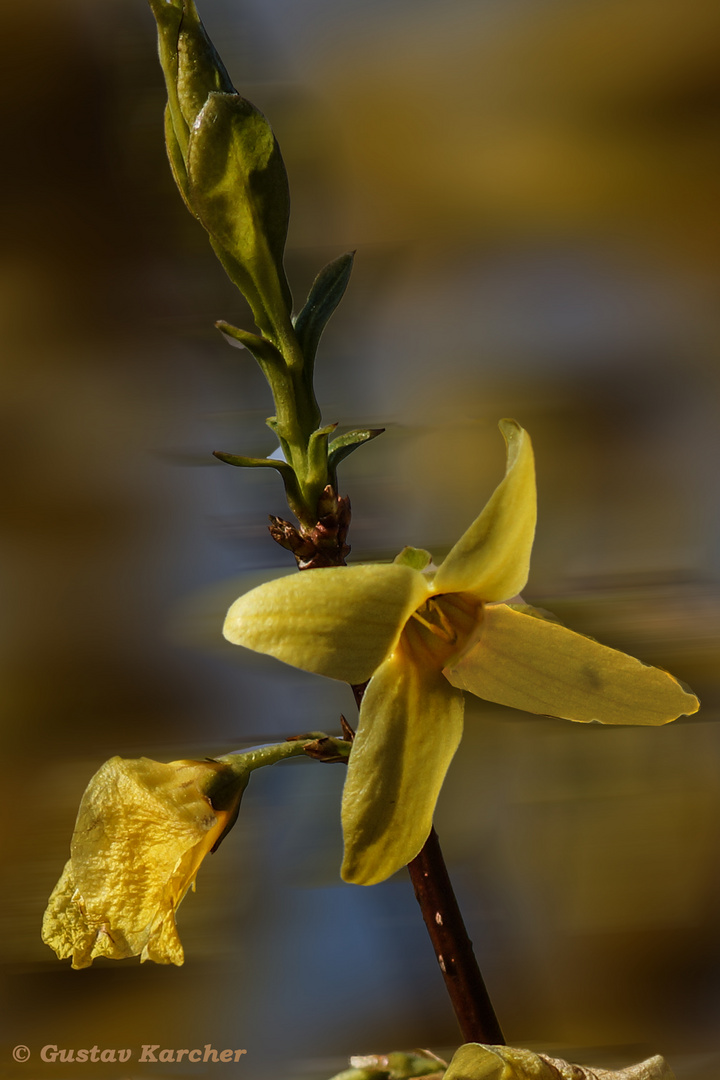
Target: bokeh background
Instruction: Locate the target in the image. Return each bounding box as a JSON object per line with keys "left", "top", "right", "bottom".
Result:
{"left": 2, "top": 0, "right": 720, "bottom": 1077}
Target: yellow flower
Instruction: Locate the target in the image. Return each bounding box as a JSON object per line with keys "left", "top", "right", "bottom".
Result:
{"left": 42, "top": 756, "right": 247, "bottom": 968}
{"left": 223, "top": 420, "right": 698, "bottom": 886}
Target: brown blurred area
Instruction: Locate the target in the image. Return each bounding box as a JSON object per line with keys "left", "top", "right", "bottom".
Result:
{"left": 1, "top": 0, "right": 720, "bottom": 1077}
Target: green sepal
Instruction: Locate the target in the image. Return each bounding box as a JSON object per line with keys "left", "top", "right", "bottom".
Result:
{"left": 328, "top": 427, "right": 385, "bottom": 471}
{"left": 293, "top": 251, "right": 355, "bottom": 370}
{"left": 187, "top": 92, "right": 292, "bottom": 335}
{"left": 393, "top": 546, "right": 432, "bottom": 571}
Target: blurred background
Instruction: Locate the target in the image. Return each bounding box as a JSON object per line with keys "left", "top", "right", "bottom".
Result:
{"left": 2, "top": 0, "right": 720, "bottom": 1076}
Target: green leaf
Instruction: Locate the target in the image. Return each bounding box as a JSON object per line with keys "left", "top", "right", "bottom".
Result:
{"left": 215, "top": 321, "right": 284, "bottom": 371}
{"left": 327, "top": 427, "right": 385, "bottom": 470}
{"left": 212, "top": 449, "right": 306, "bottom": 517}
{"left": 212, "top": 450, "right": 291, "bottom": 474}
{"left": 294, "top": 251, "right": 355, "bottom": 369}
{"left": 187, "top": 92, "right": 292, "bottom": 334}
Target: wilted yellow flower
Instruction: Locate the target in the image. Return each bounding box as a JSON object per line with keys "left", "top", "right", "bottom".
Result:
{"left": 223, "top": 420, "right": 698, "bottom": 886}
{"left": 443, "top": 1043, "right": 675, "bottom": 1079}
{"left": 42, "top": 756, "right": 247, "bottom": 969}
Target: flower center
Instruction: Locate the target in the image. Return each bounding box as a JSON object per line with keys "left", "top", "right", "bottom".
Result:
{"left": 411, "top": 598, "right": 458, "bottom": 644}
{"left": 404, "top": 593, "right": 483, "bottom": 669}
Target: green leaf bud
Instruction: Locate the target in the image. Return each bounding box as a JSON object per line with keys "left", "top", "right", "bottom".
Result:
{"left": 148, "top": 0, "right": 292, "bottom": 339}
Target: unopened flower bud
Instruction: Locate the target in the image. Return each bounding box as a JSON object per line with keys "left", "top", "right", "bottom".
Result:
{"left": 147, "top": 0, "right": 292, "bottom": 338}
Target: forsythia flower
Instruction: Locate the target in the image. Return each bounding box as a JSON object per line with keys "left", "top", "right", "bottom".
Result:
{"left": 442, "top": 1043, "right": 675, "bottom": 1079}
{"left": 223, "top": 420, "right": 698, "bottom": 886}
{"left": 42, "top": 756, "right": 247, "bottom": 968}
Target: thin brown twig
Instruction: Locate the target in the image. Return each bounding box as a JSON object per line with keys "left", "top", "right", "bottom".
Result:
{"left": 407, "top": 828, "right": 504, "bottom": 1045}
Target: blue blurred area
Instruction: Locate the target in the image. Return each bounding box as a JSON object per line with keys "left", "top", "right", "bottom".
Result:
{"left": 1, "top": 0, "right": 720, "bottom": 1077}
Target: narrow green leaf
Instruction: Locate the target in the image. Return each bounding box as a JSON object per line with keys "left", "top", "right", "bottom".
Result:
{"left": 215, "top": 321, "right": 284, "bottom": 369}
{"left": 328, "top": 427, "right": 385, "bottom": 470}
{"left": 293, "top": 251, "right": 355, "bottom": 368}
{"left": 213, "top": 449, "right": 305, "bottom": 515}
{"left": 212, "top": 450, "right": 292, "bottom": 475}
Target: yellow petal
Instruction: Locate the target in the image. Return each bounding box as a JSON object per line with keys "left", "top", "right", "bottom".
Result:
{"left": 41, "top": 860, "right": 115, "bottom": 970}
{"left": 446, "top": 604, "right": 699, "bottom": 725}
{"left": 223, "top": 563, "right": 430, "bottom": 685}
{"left": 433, "top": 420, "right": 536, "bottom": 603}
{"left": 341, "top": 639, "right": 465, "bottom": 885}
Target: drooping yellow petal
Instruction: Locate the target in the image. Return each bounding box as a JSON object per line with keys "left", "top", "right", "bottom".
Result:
{"left": 433, "top": 420, "right": 536, "bottom": 603}
{"left": 446, "top": 604, "right": 699, "bottom": 725}
{"left": 42, "top": 757, "right": 244, "bottom": 968}
{"left": 341, "top": 636, "right": 465, "bottom": 885}
{"left": 223, "top": 563, "right": 430, "bottom": 685}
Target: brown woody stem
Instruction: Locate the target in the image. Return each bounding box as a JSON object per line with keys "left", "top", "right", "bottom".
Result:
{"left": 407, "top": 827, "right": 504, "bottom": 1045}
